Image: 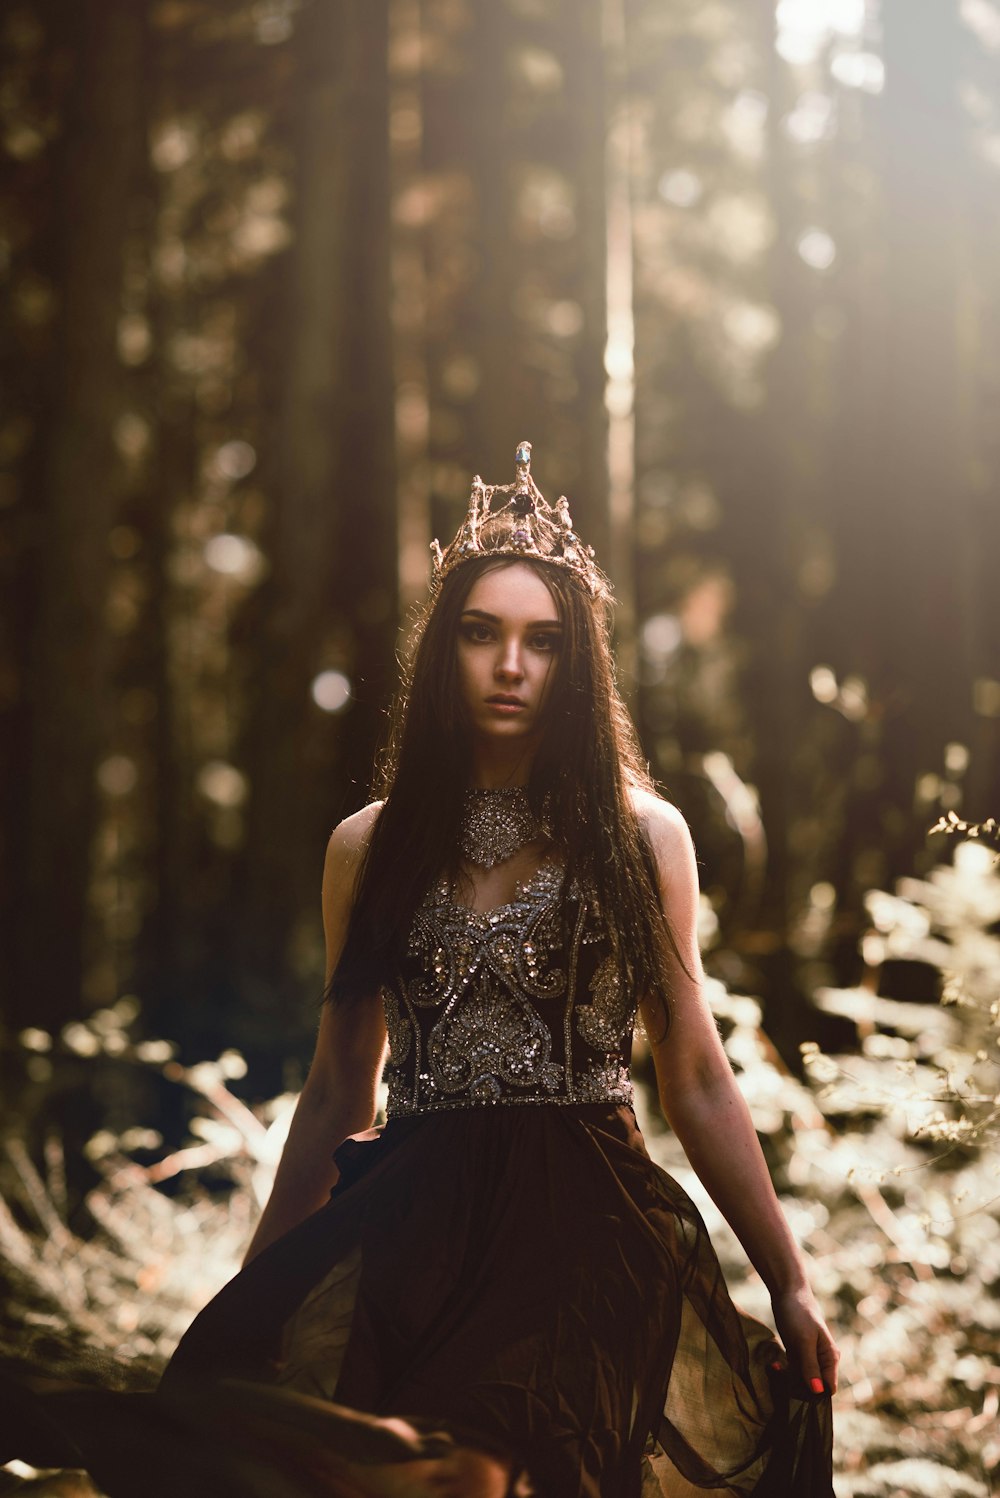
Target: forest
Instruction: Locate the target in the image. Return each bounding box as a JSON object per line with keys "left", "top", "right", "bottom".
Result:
{"left": 1, "top": 1, "right": 999, "bottom": 1493}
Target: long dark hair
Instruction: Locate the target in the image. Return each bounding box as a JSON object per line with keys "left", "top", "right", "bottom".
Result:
{"left": 326, "top": 534, "right": 676, "bottom": 1037}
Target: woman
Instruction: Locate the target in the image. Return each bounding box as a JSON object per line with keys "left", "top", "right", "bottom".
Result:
{"left": 2, "top": 442, "right": 837, "bottom": 1497}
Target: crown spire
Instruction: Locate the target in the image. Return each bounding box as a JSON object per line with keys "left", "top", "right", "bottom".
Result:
{"left": 428, "top": 440, "right": 605, "bottom": 600}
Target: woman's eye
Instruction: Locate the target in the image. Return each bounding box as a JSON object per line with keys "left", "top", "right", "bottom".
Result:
{"left": 461, "top": 622, "right": 493, "bottom": 643}
{"left": 530, "top": 633, "right": 561, "bottom": 652}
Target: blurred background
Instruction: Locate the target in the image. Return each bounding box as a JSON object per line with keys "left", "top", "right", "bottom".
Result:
{"left": 3, "top": 4, "right": 1000, "bottom": 1485}
{"left": 4, "top": 0, "right": 999, "bottom": 1080}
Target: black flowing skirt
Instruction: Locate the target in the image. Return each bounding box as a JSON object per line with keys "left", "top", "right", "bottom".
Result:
{"left": 19, "top": 1104, "right": 833, "bottom": 1497}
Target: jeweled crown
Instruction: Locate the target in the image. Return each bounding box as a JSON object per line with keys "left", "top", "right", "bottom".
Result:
{"left": 429, "top": 440, "right": 606, "bottom": 599}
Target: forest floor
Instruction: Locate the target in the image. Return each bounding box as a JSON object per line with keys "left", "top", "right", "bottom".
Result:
{"left": 0, "top": 979, "right": 998, "bottom": 1498}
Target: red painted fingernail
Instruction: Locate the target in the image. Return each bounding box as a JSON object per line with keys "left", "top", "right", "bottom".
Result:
{"left": 770, "top": 1361, "right": 783, "bottom": 1373}
{"left": 810, "top": 1378, "right": 824, "bottom": 1395}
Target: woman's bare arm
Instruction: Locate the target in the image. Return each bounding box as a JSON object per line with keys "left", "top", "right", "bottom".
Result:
{"left": 241, "top": 803, "right": 387, "bottom": 1267}
{"left": 635, "top": 791, "right": 839, "bottom": 1393}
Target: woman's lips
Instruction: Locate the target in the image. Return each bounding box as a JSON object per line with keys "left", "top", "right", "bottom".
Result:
{"left": 486, "top": 697, "right": 527, "bottom": 712}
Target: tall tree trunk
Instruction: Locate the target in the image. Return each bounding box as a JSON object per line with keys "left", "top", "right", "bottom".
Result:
{"left": 876, "top": 1, "right": 967, "bottom": 851}
{"left": 748, "top": 3, "right": 820, "bottom": 945}
{"left": 13, "top": 0, "right": 145, "bottom": 1031}
{"left": 237, "top": 0, "right": 396, "bottom": 1074}
{"left": 415, "top": 0, "right": 610, "bottom": 563}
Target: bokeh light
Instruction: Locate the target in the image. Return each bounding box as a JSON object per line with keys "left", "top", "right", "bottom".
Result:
{"left": 204, "top": 533, "right": 266, "bottom": 583}
{"left": 796, "top": 228, "right": 837, "bottom": 270}
{"left": 311, "top": 670, "right": 352, "bottom": 713}
{"left": 196, "top": 761, "right": 249, "bottom": 808}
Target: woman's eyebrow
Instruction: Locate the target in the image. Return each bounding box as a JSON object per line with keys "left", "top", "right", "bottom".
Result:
{"left": 461, "top": 608, "right": 562, "bottom": 629}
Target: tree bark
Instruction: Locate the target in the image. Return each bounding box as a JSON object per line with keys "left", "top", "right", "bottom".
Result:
{"left": 13, "top": 0, "right": 146, "bottom": 1032}
{"left": 236, "top": 0, "right": 397, "bottom": 1073}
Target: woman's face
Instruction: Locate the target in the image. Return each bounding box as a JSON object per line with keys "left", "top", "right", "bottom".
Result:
{"left": 456, "top": 562, "right": 562, "bottom": 749}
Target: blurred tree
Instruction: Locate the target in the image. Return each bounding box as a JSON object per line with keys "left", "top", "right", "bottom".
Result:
{"left": 10, "top": 0, "right": 147, "bottom": 1032}
{"left": 122, "top": 2, "right": 397, "bottom": 1079}
{"left": 818, "top": 0, "right": 969, "bottom": 920}
{"left": 625, "top": 0, "right": 1000, "bottom": 1034}
{"left": 4, "top": 0, "right": 1000, "bottom": 1089}
{"left": 626, "top": 0, "right": 772, "bottom": 927}
{"left": 869, "top": 1, "right": 967, "bottom": 859}
{"left": 408, "top": 0, "right": 611, "bottom": 586}
{"left": 120, "top": 2, "right": 310, "bottom": 1064}
{"left": 235, "top": 0, "right": 397, "bottom": 1073}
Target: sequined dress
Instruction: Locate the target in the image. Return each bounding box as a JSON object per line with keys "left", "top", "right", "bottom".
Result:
{"left": 27, "top": 860, "right": 833, "bottom": 1498}
{"left": 381, "top": 860, "right": 636, "bottom": 1117}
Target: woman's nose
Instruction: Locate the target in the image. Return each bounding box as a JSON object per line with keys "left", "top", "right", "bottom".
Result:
{"left": 495, "top": 638, "right": 524, "bottom": 679}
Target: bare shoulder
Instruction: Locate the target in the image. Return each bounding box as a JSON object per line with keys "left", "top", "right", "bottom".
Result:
{"left": 328, "top": 799, "right": 384, "bottom": 855}
{"left": 322, "top": 802, "right": 384, "bottom": 951}
{"left": 628, "top": 786, "right": 693, "bottom": 859}
{"left": 628, "top": 784, "right": 691, "bottom": 844}
{"left": 324, "top": 800, "right": 384, "bottom": 880}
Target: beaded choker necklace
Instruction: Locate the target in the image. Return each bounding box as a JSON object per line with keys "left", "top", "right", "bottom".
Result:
{"left": 458, "top": 787, "right": 544, "bottom": 870}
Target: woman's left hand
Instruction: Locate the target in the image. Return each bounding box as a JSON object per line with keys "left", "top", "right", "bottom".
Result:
{"left": 771, "top": 1284, "right": 840, "bottom": 1395}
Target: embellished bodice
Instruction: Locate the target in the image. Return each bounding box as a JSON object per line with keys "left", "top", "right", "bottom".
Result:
{"left": 380, "top": 861, "right": 636, "bottom": 1118}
